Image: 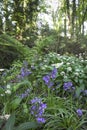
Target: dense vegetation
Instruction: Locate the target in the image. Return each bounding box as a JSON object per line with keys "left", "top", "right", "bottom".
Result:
{"left": 0, "top": 0, "right": 87, "bottom": 130}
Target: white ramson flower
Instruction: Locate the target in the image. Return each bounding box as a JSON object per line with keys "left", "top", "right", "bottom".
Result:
{"left": 44, "top": 60, "right": 47, "bottom": 62}
{"left": 44, "top": 65, "right": 48, "bottom": 68}
{"left": 60, "top": 71, "right": 65, "bottom": 76}
{"left": 81, "top": 60, "right": 84, "bottom": 62}
{"left": 0, "top": 69, "right": 4, "bottom": 72}
{"left": 81, "top": 70, "right": 84, "bottom": 73}
{"left": 62, "top": 57, "right": 66, "bottom": 60}
{"left": 67, "top": 62, "right": 70, "bottom": 65}
{"left": 75, "top": 69, "right": 80, "bottom": 72}
{"left": 41, "top": 65, "right": 48, "bottom": 70}
{"left": 67, "top": 67, "right": 72, "bottom": 72}
{"left": 75, "top": 72, "right": 79, "bottom": 76}
{"left": 64, "top": 75, "right": 68, "bottom": 79}
{"left": 1, "top": 94, "right": 4, "bottom": 96}
{"left": 0, "top": 114, "right": 10, "bottom": 119}
{"left": 57, "top": 54, "right": 60, "bottom": 56}
{"left": 5, "top": 90, "right": 11, "bottom": 94}
{"left": 7, "top": 84, "right": 11, "bottom": 89}
{"left": 52, "top": 62, "right": 63, "bottom": 68}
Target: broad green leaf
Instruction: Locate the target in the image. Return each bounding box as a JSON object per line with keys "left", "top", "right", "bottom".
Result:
{"left": 13, "top": 80, "right": 31, "bottom": 92}
{"left": 14, "top": 122, "right": 39, "bottom": 130}
{"left": 23, "top": 103, "right": 28, "bottom": 114}
{"left": 11, "top": 98, "right": 22, "bottom": 110}
{"left": 76, "top": 86, "right": 84, "bottom": 98}
{"left": 5, "top": 113, "right": 15, "bottom": 130}
{"left": 0, "top": 87, "right": 4, "bottom": 94}
{"left": 0, "top": 119, "right": 4, "bottom": 128}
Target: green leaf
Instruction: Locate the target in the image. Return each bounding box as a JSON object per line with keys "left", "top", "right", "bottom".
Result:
{"left": 13, "top": 80, "right": 31, "bottom": 92}
{"left": 0, "top": 118, "right": 4, "bottom": 128}
{"left": 11, "top": 98, "right": 22, "bottom": 110}
{"left": 5, "top": 113, "right": 15, "bottom": 130}
{"left": 14, "top": 122, "right": 39, "bottom": 130}
{"left": 0, "top": 87, "right": 4, "bottom": 94}
{"left": 23, "top": 103, "right": 28, "bottom": 114}
{"left": 76, "top": 86, "right": 84, "bottom": 98}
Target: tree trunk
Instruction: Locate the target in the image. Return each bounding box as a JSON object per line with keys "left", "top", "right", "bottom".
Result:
{"left": 3, "top": 0, "right": 8, "bottom": 33}
{"left": 71, "top": 0, "right": 76, "bottom": 37}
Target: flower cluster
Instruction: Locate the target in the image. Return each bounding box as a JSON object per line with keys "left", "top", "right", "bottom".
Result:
{"left": 17, "top": 61, "right": 32, "bottom": 79}
{"left": 20, "top": 88, "right": 31, "bottom": 99}
{"left": 63, "top": 82, "right": 75, "bottom": 91}
{"left": 5, "top": 84, "right": 11, "bottom": 95}
{"left": 76, "top": 109, "right": 83, "bottom": 117}
{"left": 82, "top": 90, "right": 87, "bottom": 96}
{"left": 51, "top": 67, "right": 57, "bottom": 79}
{"left": 43, "top": 67, "right": 57, "bottom": 88}
{"left": 43, "top": 75, "right": 50, "bottom": 85}
{"left": 21, "top": 67, "right": 32, "bottom": 77}
{"left": 30, "top": 97, "right": 47, "bottom": 123}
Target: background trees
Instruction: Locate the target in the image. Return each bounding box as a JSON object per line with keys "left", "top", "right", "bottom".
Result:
{"left": 0, "top": 0, "right": 87, "bottom": 68}
{"left": 0, "top": 0, "right": 87, "bottom": 41}
{"left": 0, "top": 0, "right": 45, "bottom": 46}
{"left": 37, "top": 0, "right": 87, "bottom": 56}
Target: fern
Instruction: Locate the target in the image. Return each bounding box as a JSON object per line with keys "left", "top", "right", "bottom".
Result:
{"left": 0, "top": 34, "right": 30, "bottom": 68}
{"left": 0, "top": 34, "right": 43, "bottom": 68}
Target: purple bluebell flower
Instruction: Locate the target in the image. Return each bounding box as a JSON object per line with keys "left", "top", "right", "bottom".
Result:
{"left": 36, "top": 117, "right": 46, "bottom": 123}
{"left": 43, "top": 75, "right": 54, "bottom": 88}
{"left": 43, "top": 68, "right": 57, "bottom": 88}
{"left": 30, "top": 97, "right": 47, "bottom": 123}
{"left": 31, "top": 105, "right": 36, "bottom": 111}
{"left": 21, "top": 67, "right": 32, "bottom": 77}
{"left": 20, "top": 93, "right": 27, "bottom": 99}
{"left": 76, "top": 109, "right": 83, "bottom": 117}
{"left": 72, "top": 86, "right": 75, "bottom": 90}
{"left": 26, "top": 70, "right": 32, "bottom": 76}
{"left": 43, "top": 75, "right": 50, "bottom": 85}
{"left": 21, "top": 67, "right": 25, "bottom": 77}
{"left": 51, "top": 67, "right": 57, "bottom": 79}
{"left": 63, "top": 82, "right": 73, "bottom": 91}
{"left": 23, "top": 60, "right": 28, "bottom": 67}
{"left": 48, "top": 82, "right": 54, "bottom": 88}
{"left": 39, "top": 103, "right": 47, "bottom": 112}
{"left": 31, "top": 97, "right": 42, "bottom": 104}
{"left": 31, "top": 105, "right": 37, "bottom": 115}
{"left": 20, "top": 88, "right": 31, "bottom": 99}
{"left": 83, "top": 90, "right": 87, "bottom": 95}
{"left": 17, "top": 74, "right": 21, "bottom": 79}
{"left": 18, "top": 67, "right": 32, "bottom": 80}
